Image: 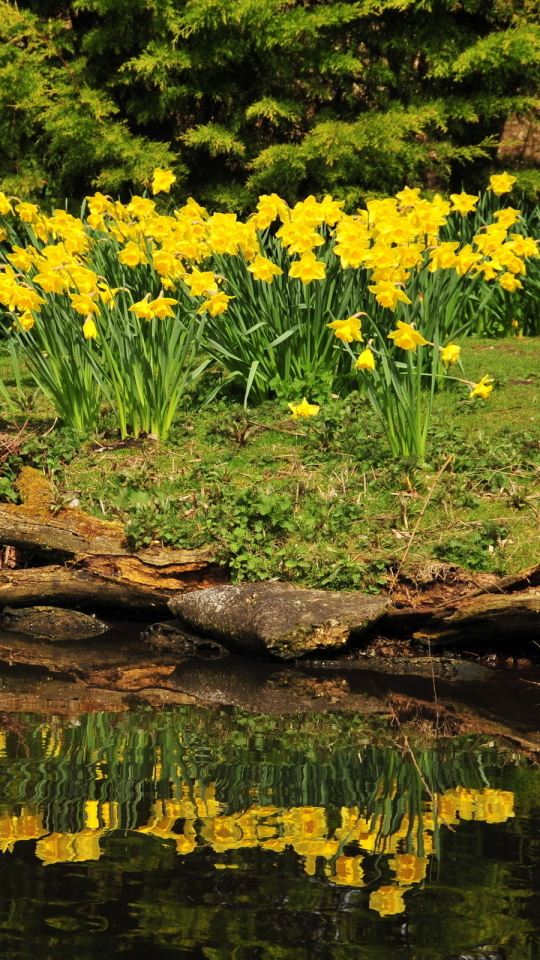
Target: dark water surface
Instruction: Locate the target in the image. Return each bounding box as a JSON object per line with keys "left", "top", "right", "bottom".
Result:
{"left": 0, "top": 704, "right": 539, "bottom": 960}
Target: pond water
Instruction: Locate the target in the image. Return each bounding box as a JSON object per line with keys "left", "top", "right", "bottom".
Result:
{"left": 0, "top": 703, "right": 539, "bottom": 960}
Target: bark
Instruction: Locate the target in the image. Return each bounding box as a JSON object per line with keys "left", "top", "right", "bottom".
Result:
{"left": 0, "top": 566, "right": 174, "bottom": 613}
{"left": 383, "top": 586, "right": 540, "bottom": 644}
{"left": 0, "top": 467, "right": 227, "bottom": 610}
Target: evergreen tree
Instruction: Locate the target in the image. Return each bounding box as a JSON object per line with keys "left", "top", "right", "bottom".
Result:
{"left": 0, "top": 0, "right": 538, "bottom": 207}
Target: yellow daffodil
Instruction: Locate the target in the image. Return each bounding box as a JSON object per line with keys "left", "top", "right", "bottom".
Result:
{"left": 331, "top": 855, "right": 365, "bottom": 887}
{"left": 356, "top": 347, "right": 375, "bottom": 370}
{"left": 12, "top": 287, "right": 45, "bottom": 312}
{"left": 98, "top": 282, "right": 119, "bottom": 308}
{"left": 368, "top": 281, "right": 412, "bottom": 311}
{"left": 87, "top": 212, "right": 107, "bottom": 231}
{"left": 440, "top": 342, "right": 461, "bottom": 364}
{"left": 333, "top": 235, "right": 370, "bottom": 269}
{"left": 252, "top": 193, "right": 289, "bottom": 230}
{"left": 469, "top": 374, "right": 494, "bottom": 399}
{"left": 387, "top": 320, "right": 429, "bottom": 350}
{"left": 197, "top": 292, "right": 234, "bottom": 316}
{"left": 148, "top": 296, "right": 178, "bottom": 319}
{"left": 70, "top": 293, "right": 100, "bottom": 315}
{"left": 152, "top": 250, "right": 179, "bottom": 277}
{"left": 67, "top": 266, "right": 99, "bottom": 294}
{"left": 499, "top": 272, "right": 523, "bottom": 292}
{"left": 129, "top": 298, "right": 154, "bottom": 320}
{"left": 488, "top": 172, "right": 517, "bottom": 195}
{"left": 86, "top": 192, "right": 113, "bottom": 216}
{"left": 247, "top": 255, "right": 283, "bottom": 283}
{"left": 288, "top": 251, "right": 326, "bottom": 284}
{"left": 428, "top": 241, "right": 459, "bottom": 272}
{"left": 128, "top": 196, "right": 157, "bottom": 219}
{"left": 33, "top": 271, "right": 68, "bottom": 294}
{"left": 151, "top": 168, "right": 177, "bottom": 194}
{"left": 17, "top": 310, "right": 35, "bottom": 331}
{"left": 493, "top": 207, "right": 521, "bottom": 228}
{"left": 288, "top": 398, "right": 320, "bottom": 418}
{"left": 509, "top": 234, "right": 538, "bottom": 258}
{"left": 389, "top": 853, "right": 428, "bottom": 885}
{"left": 82, "top": 318, "right": 98, "bottom": 339}
{"left": 7, "top": 245, "right": 38, "bottom": 272}
{"left": 449, "top": 192, "right": 478, "bottom": 215}
{"left": 395, "top": 186, "right": 422, "bottom": 206}
{"left": 277, "top": 223, "right": 325, "bottom": 255}
{"left": 454, "top": 244, "right": 483, "bottom": 276}
{"left": 327, "top": 316, "right": 363, "bottom": 343}
{"left": 0, "top": 192, "right": 13, "bottom": 216}
{"left": 184, "top": 270, "right": 218, "bottom": 297}
{"left": 118, "top": 241, "right": 147, "bottom": 267}
{"left": 15, "top": 201, "right": 39, "bottom": 223}
{"left": 320, "top": 195, "right": 345, "bottom": 226}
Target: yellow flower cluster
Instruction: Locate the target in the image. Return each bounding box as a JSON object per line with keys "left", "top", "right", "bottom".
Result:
{"left": 434, "top": 785, "right": 514, "bottom": 825}
{"left": 0, "top": 169, "right": 535, "bottom": 343}
{"left": 0, "top": 781, "right": 515, "bottom": 925}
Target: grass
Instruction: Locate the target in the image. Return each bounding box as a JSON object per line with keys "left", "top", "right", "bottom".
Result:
{"left": 1, "top": 335, "right": 540, "bottom": 592}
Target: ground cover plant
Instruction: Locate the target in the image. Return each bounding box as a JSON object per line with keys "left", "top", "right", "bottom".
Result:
{"left": 2, "top": 336, "right": 540, "bottom": 589}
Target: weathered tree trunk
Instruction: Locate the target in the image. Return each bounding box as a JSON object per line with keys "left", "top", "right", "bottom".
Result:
{"left": 0, "top": 467, "right": 227, "bottom": 610}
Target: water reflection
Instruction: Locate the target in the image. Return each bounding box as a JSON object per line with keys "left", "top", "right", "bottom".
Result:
{"left": 0, "top": 706, "right": 537, "bottom": 959}
{"left": 0, "top": 785, "right": 515, "bottom": 916}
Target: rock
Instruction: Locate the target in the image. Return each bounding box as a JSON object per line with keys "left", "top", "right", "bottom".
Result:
{"left": 168, "top": 582, "right": 391, "bottom": 660}
{"left": 0, "top": 605, "right": 109, "bottom": 641}
{"left": 140, "top": 620, "right": 229, "bottom": 660}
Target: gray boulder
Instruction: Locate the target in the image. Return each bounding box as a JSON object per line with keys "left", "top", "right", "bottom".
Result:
{"left": 168, "top": 582, "right": 391, "bottom": 660}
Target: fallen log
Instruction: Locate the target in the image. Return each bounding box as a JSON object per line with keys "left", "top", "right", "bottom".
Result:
{"left": 0, "top": 566, "right": 173, "bottom": 613}
{"left": 382, "top": 586, "right": 540, "bottom": 645}
{"left": 0, "top": 467, "right": 227, "bottom": 610}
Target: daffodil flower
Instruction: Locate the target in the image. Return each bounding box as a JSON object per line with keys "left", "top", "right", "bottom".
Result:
{"left": 469, "top": 375, "right": 494, "bottom": 399}
{"left": 197, "top": 292, "right": 234, "bottom": 316}
{"left": 148, "top": 296, "right": 178, "bottom": 319}
{"left": 247, "top": 255, "right": 283, "bottom": 283}
{"left": 288, "top": 398, "right": 320, "bottom": 418}
{"left": 327, "top": 316, "right": 363, "bottom": 343}
{"left": 356, "top": 347, "right": 375, "bottom": 370}
{"left": 488, "top": 172, "right": 517, "bottom": 195}
{"left": 82, "top": 317, "right": 98, "bottom": 339}
{"left": 369, "top": 884, "right": 408, "bottom": 917}
{"left": 387, "top": 321, "right": 428, "bottom": 350}
{"left": 151, "top": 168, "right": 177, "bottom": 194}
{"left": 449, "top": 192, "right": 478, "bottom": 215}
{"left": 288, "top": 251, "right": 326, "bottom": 284}
{"left": 17, "top": 310, "right": 35, "bottom": 331}
{"left": 368, "top": 281, "right": 412, "bottom": 311}
{"left": 129, "top": 298, "right": 154, "bottom": 320}
{"left": 440, "top": 342, "right": 461, "bottom": 364}
{"left": 498, "top": 272, "right": 523, "bottom": 292}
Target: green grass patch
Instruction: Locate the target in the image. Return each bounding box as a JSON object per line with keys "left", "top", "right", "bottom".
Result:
{"left": 2, "top": 335, "right": 540, "bottom": 590}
